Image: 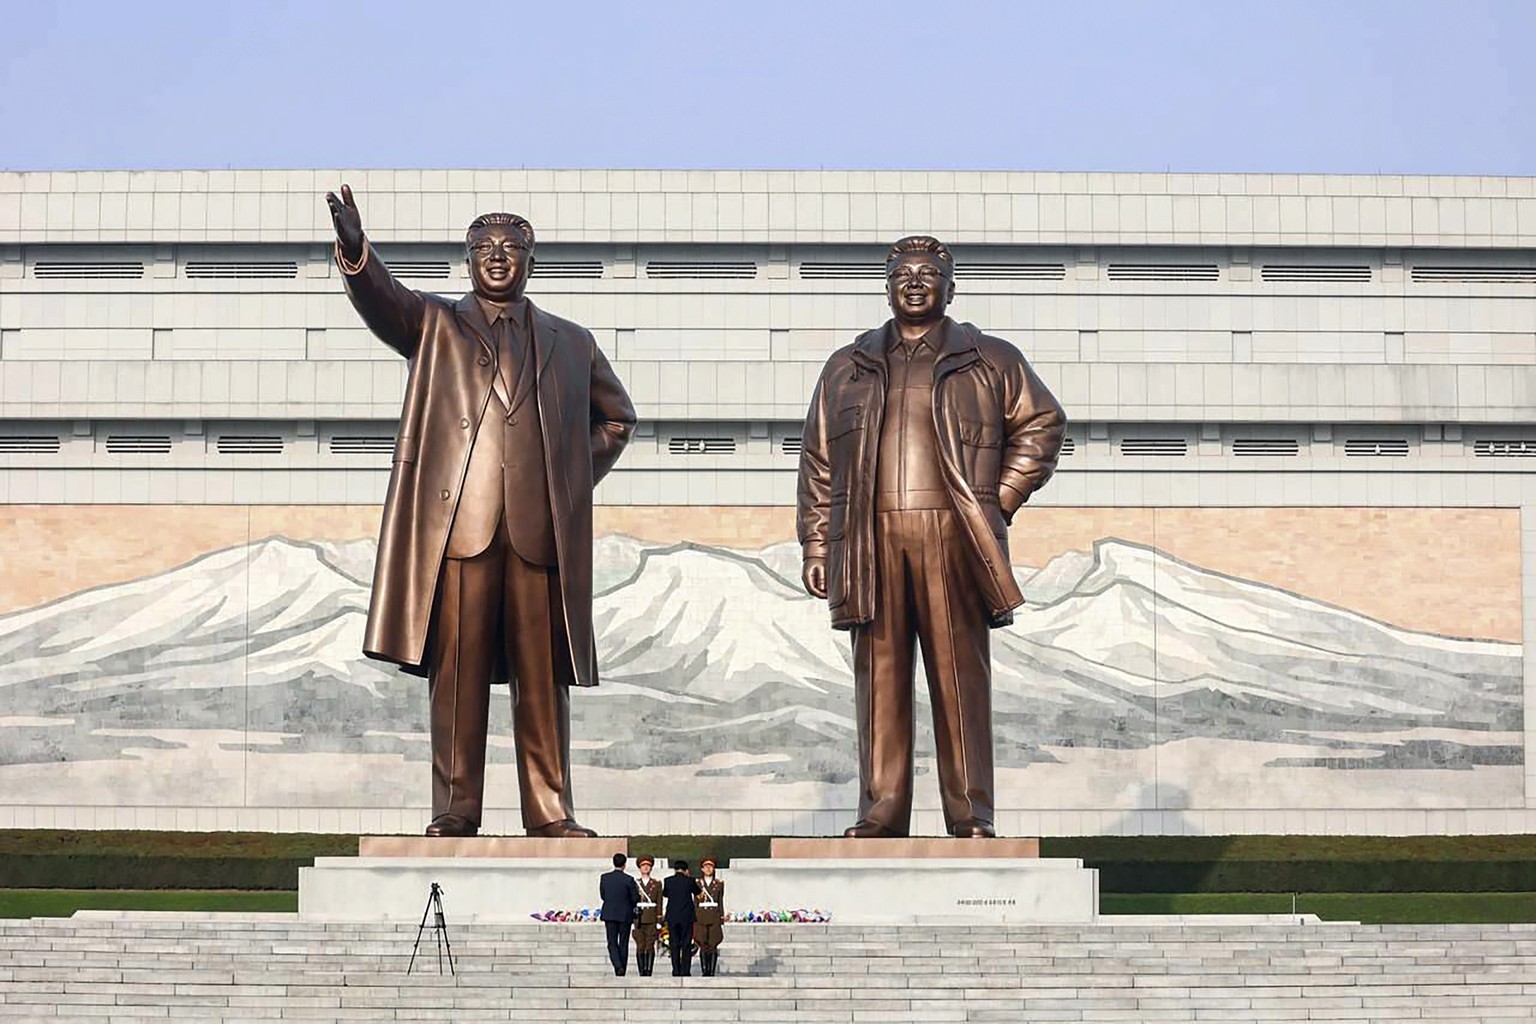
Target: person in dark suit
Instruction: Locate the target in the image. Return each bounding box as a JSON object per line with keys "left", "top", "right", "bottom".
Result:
{"left": 661, "top": 860, "right": 702, "bottom": 977}
{"left": 325, "top": 185, "right": 636, "bottom": 839}
{"left": 598, "top": 853, "right": 641, "bottom": 976}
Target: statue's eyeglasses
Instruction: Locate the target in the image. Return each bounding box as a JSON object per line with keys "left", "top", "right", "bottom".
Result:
{"left": 888, "top": 266, "right": 947, "bottom": 285}
{"left": 469, "top": 239, "right": 530, "bottom": 258}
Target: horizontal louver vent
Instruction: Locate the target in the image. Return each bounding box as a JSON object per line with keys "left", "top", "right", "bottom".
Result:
{"left": 105, "top": 435, "right": 172, "bottom": 454}
{"left": 33, "top": 261, "right": 144, "bottom": 279}
{"left": 955, "top": 263, "right": 1067, "bottom": 281}
{"left": 780, "top": 436, "right": 803, "bottom": 456}
{"left": 185, "top": 261, "right": 299, "bottom": 279}
{"left": 216, "top": 435, "right": 283, "bottom": 455}
{"left": 0, "top": 436, "right": 62, "bottom": 453}
{"left": 389, "top": 261, "right": 452, "bottom": 279}
{"left": 1232, "top": 438, "right": 1301, "bottom": 457}
{"left": 1412, "top": 266, "right": 1536, "bottom": 284}
{"left": 667, "top": 437, "right": 737, "bottom": 455}
{"left": 1058, "top": 437, "right": 1076, "bottom": 457}
{"left": 1261, "top": 265, "right": 1372, "bottom": 282}
{"left": 533, "top": 261, "right": 605, "bottom": 279}
{"left": 1473, "top": 439, "right": 1536, "bottom": 458}
{"left": 1106, "top": 264, "right": 1220, "bottom": 282}
{"left": 330, "top": 436, "right": 397, "bottom": 455}
{"left": 646, "top": 261, "right": 757, "bottom": 279}
{"left": 1344, "top": 439, "right": 1410, "bottom": 457}
{"left": 1120, "top": 438, "right": 1188, "bottom": 457}
{"left": 799, "top": 262, "right": 884, "bottom": 279}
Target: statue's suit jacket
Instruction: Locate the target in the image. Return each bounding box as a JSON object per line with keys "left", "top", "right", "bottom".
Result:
{"left": 340, "top": 242, "right": 636, "bottom": 687}
{"left": 797, "top": 317, "right": 1064, "bottom": 630}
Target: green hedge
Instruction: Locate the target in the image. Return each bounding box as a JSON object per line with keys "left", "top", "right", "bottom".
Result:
{"left": 1040, "top": 836, "right": 1536, "bottom": 893}
{"left": 8, "top": 831, "right": 1536, "bottom": 894}
{"left": 626, "top": 834, "right": 772, "bottom": 868}
{"left": 0, "top": 831, "right": 356, "bottom": 891}
{"left": 0, "top": 855, "right": 315, "bottom": 891}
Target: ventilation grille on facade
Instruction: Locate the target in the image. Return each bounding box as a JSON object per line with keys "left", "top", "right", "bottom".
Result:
{"left": 330, "top": 435, "right": 398, "bottom": 455}
{"left": 216, "top": 435, "right": 284, "bottom": 455}
{"left": 1343, "top": 438, "right": 1411, "bottom": 457}
{"left": 780, "top": 436, "right": 803, "bottom": 456}
{"left": 33, "top": 261, "right": 144, "bottom": 279}
{"left": 184, "top": 261, "right": 299, "bottom": 280}
{"left": 104, "top": 435, "right": 172, "bottom": 454}
{"left": 1261, "top": 265, "right": 1372, "bottom": 282}
{"left": 0, "top": 436, "right": 62, "bottom": 453}
{"left": 646, "top": 261, "right": 757, "bottom": 279}
{"left": 1411, "top": 266, "right": 1536, "bottom": 284}
{"left": 388, "top": 261, "right": 452, "bottom": 279}
{"left": 1106, "top": 264, "right": 1220, "bottom": 282}
{"left": 799, "top": 262, "right": 885, "bottom": 279}
{"left": 1119, "top": 438, "right": 1188, "bottom": 457}
{"left": 1473, "top": 439, "right": 1536, "bottom": 458}
{"left": 956, "top": 263, "right": 1068, "bottom": 281}
{"left": 1058, "top": 437, "right": 1076, "bottom": 457}
{"left": 1231, "top": 438, "right": 1301, "bottom": 457}
{"left": 533, "top": 260, "right": 605, "bottom": 279}
{"left": 667, "top": 437, "right": 737, "bottom": 455}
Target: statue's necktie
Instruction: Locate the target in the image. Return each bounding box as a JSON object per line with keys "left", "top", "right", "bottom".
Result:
{"left": 495, "top": 312, "right": 523, "bottom": 416}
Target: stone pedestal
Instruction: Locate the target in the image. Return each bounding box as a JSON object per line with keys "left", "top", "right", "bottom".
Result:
{"left": 299, "top": 835, "right": 1097, "bottom": 925}
{"left": 299, "top": 857, "right": 610, "bottom": 923}
{"left": 771, "top": 836, "right": 1040, "bottom": 858}
{"left": 728, "top": 856, "right": 1094, "bottom": 924}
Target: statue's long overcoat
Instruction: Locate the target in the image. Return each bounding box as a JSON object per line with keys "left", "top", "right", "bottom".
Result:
{"left": 341, "top": 243, "right": 635, "bottom": 686}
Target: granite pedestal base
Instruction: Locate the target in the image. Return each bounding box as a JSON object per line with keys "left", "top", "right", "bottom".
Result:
{"left": 298, "top": 857, "right": 609, "bottom": 923}
{"left": 298, "top": 836, "right": 1098, "bottom": 925}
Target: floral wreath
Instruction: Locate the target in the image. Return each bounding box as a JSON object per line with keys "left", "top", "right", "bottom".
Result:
{"left": 529, "top": 908, "right": 830, "bottom": 925}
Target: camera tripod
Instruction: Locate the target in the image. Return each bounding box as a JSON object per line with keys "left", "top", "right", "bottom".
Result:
{"left": 407, "top": 882, "right": 455, "bottom": 975}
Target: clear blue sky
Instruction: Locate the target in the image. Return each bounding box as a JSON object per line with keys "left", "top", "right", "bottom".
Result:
{"left": 2, "top": 0, "right": 1533, "bottom": 174}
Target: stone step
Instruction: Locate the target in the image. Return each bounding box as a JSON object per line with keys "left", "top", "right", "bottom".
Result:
{"left": 7, "top": 917, "right": 1536, "bottom": 1022}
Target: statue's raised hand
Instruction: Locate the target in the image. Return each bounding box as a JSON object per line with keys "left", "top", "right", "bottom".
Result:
{"left": 324, "top": 184, "right": 365, "bottom": 262}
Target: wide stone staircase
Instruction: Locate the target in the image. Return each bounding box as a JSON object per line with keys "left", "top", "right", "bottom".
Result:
{"left": 3, "top": 914, "right": 1536, "bottom": 1021}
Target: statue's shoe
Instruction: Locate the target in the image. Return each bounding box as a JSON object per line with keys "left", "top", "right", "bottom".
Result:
{"left": 527, "top": 819, "right": 599, "bottom": 838}
{"left": 949, "top": 818, "right": 996, "bottom": 838}
{"left": 424, "top": 813, "right": 479, "bottom": 837}
{"left": 841, "top": 819, "right": 906, "bottom": 839}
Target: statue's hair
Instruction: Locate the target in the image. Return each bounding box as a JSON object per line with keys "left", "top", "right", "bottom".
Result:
{"left": 885, "top": 235, "right": 953, "bottom": 275}
{"left": 466, "top": 212, "right": 535, "bottom": 250}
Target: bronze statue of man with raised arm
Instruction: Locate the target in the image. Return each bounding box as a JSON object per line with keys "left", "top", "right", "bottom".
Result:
{"left": 797, "top": 235, "right": 1066, "bottom": 840}
{"left": 325, "top": 184, "right": 636, "bottom": 838}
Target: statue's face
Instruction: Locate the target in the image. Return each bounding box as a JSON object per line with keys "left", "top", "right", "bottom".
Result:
{"left": 466, "top": 225, "right": 533, "bottom": 302}
{"left": 886, "top": 251, "right": 954, "bottom": 323}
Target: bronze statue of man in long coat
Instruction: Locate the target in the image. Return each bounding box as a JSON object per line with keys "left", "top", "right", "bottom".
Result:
{"left": 797, "top": 235, "right": 1066, "bottom": 839}
{"left": 325, "top": 185, "right": 636, "bottom": 838}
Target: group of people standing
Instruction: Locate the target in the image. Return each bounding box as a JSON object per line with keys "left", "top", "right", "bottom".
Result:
{"left": 599, "top": 853, "right": 726, "bottom": 977}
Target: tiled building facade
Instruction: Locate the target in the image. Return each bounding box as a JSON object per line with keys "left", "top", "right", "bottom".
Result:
{"left": 0, "top": 169, "right": 1533, "bottom": 836}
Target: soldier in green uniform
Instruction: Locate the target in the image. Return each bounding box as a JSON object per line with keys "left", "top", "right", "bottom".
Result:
{"left": 693, "top": 856, "right": 726, "bottom": 977}
{"left": 631, "top": 855, "right": 663, "bottom": 977}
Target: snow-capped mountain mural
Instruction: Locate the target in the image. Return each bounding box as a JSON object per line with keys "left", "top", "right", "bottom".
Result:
{"left": 0, "top": 532, "right": 1521, "bottom": 811}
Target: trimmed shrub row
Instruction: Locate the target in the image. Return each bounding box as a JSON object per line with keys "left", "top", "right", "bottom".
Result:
{"left": 0, "top": 855, "right": 313, "bottom": 891}
{"left": 7, "top": 832, "right": 1536, "bottom": 893}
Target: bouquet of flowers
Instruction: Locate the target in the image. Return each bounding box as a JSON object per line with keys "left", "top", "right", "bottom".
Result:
{"left": 727, "top": 909, "right": 831, "bottom": 923}
{"left": 529, "top": 908, "right": 830, "bottom": 925}
{"left": 528, "top": 908, "right": 603, "bottom": 922}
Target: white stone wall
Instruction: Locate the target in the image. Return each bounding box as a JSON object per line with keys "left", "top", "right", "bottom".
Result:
{"left": 0, "top": 169, "right": 1533, "bottom": 836}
